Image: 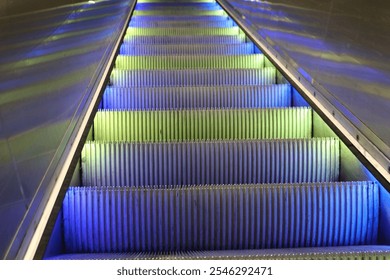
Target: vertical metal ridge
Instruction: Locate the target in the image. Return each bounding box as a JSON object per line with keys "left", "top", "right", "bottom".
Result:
{"left": 81, "top": 138, "right": 339, "bottom": 187}
{"left": 94, "top": 108, "right": 311, "bottom": 141}
{"left": 110, "top": 68, "right": 276, "bottom": 87}
{"left": 63, "top": 182, "right": 379, "bottom": 253}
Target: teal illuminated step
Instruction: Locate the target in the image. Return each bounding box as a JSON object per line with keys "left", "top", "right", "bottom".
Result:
{"left": 115, "top": 54, "right": 264, "bottom": 70}
{"left": 133, "top": 9, "right": 226, "bottom": 16}
{"left": 126, "top": 27, "right": 242, "bottom": 36}
{"left": 129, "top": 19, "right": 235, "bottom": 28}
{"left": 102, "top": 84, "right": 292, "bottom": 110}
{"left": 110, "top": 68, "right": 277, "bottom": 87}
{"left": 124, "top": 34, "right": 246, "bottom": 44}
{"left": 120, "top": 43, "right": 255, "bottom": 55}
{"left": 93, "top": 107, "right": 312, "bottom": 142}
{"left": 81, "top": 138, "right": 340, "bottom": 186}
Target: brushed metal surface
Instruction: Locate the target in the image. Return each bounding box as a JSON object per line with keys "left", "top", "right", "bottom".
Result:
{"left": 222, "top": 0, "right": 390, "bottom": 172}
{"left": 0, "top": 0, "right": 134, "bottom": 259}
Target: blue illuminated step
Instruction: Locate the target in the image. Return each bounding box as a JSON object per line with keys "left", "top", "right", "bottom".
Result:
{"left": 129, "top": 19, "right": 235, "bottom": 28}
{"left": 102, "top": 84, "right": 291, "bottom": 110}
{"left": 129, "top": 15, "right": 230, "bottom": 21}
{"left": 62, "top": 182, "right": 378, "bottom": 253}
{"left": 119, "top": 43, "right": 255, "bottom": 55}
{"left": 135, "top": 2, "right": 220, "bottom": 10}
{"left": 47, "top": 246, "right": 390, "bottom": 260}
{"left": 110, "top": 68, "right": 277, "bottom": 87}
{"left": 81, "top": 139, "right": 339, "bottom": 187}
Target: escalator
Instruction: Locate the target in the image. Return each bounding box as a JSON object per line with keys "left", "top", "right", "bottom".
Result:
{"left": 43, "top": 0, "right": 390, "bottom": 260}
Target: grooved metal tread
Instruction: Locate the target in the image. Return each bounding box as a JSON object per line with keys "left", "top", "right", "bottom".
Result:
{"left": 93, "top": 107, "right": 312, "bottom": 141}
{"left": 81, "top": 138, "right": 340, "bottom": 187}
{"left": 102, "top": 84, "right": 291, "bottom": 110}
{"left": 120, "top": 42, "right": 255, "bottom": 55}
{"left": 46, "top": 246, "right": 390, "bottom": 260}
{"left": 110, "top": 68, "right": 277, "bottom": 87}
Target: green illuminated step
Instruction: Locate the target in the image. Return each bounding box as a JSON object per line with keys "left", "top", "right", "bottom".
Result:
{"left": 93, "top": 107, "right": 312, "bottom": 142}
{"left": 133, "top": 9, "right": 226, "bottom": 16}
{"left": 126, "top": 27, "right": 242, "bottom": 36}
{"left": 124, "top": 34, "right": 246, "bottom": 44}
{"left": 115, "top": 54, "right": 264, "bottom": 70}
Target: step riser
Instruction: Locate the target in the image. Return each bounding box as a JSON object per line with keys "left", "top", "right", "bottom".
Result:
{"left": 129, "top": 20, "right": 235, "bottom": 28}
{"left": 119, "top": 43, "right": 254, "bottom": 56}
{"left": 81, "top": 139, "right": 340, "bottom": 187}
{"left": 115, "top": 54, "right": 263, "bottom": 70}
{"left": 63, "top": 182, "right": 378, "bottom": 253}
{"left": 110, "top": 68, "right": 276, "bottom": 87}
{"left": 126, "top": 27, "right": 241, "bottom": 36}
{"left": 124, "top": 34, "right": 246, "bottom": 44}
{"left": 102, "top": 84, "right": 291, "bottom": 110}
{"left": 93, "top": 108, "right": 312, "bottom": 141}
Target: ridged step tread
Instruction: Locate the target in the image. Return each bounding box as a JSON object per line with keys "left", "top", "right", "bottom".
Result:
{"left": 138, "top": 0, "right": 216, "bottom": 2}
{"left": 93, "top": 107, "right": 312, "bottom": 142}
{"left": 129, "top": 19, "right": 234, "bottom": 28}
{"left": 102, "top": 84, "right": 291, "bottom": 110}
{"left": 110, "top": 68, "right": 276, "bottom": 87}
{"left": 135, "top": 3, "right": 219, "bottom": 10}
{"left": 126, "top": 27, "right": 241, "bottom": 36}
{"left": 46, "top": 246, "right": 390, "bottom": 260}
{"left": 130, "top": 15, "right": 231, "bottom": 22}
{"left": 133, "top": 10, "right": 226, "bottom": 16}
{"left": 115, "top": 54, "right": 264, "bottom": 70}
{"left": 62, "top": 182, "right": 378, "bottom": 253}
{"left": 119, "top": 43, "right": 254, "bottom": 56}
{"left": 124, "top": 34, "right": 246, "bottom": 44}
{"left": 81, "top": 138, "right": 340, "bottom": 187}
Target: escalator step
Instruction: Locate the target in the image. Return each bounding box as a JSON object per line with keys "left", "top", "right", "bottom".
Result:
{"left": 93, "top": 107, "right": 312, "bottom": 141}
{"left": 129, "top": 15, "right": 231, "bottom": 22}
{"left": 119, "top": 43, "right": 254, "bottom": 55}
{"left": 102, "top": 84, "right": 291, "bottom": 110}
{"left": 133, "top": 10, "right": 227, "bottom": 16}
{"left": 124, "top": 34, "right": 246, "bottom": 44}
{"left": 137, "top": 0, "right": 216, "bottom": 2}
{"left": 126, "top": 27, "right": 241, "bottom": 36}
{"left": 81, "top": 138, "right": 339, "bottom": 187}
{"left": 135, "top": 3, "right": 219, "bottom": 10}
{"left": 115, "top": 54, "right": 263, "bottom": 70}
{"left": 129, "top": 19, "right": 235, "bottom": 28}
{"left": 110, "top": 68, "right": 276, "bottom": 87}
{"left": 62, "top": 182, "right": 378, "bottom": 253}
{"left": 47, "top": 246, "right": 390, "bottom": 260}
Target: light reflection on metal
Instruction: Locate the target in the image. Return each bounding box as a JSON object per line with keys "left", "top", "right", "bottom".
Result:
{"left": 217, "top": 0, "right": 390, "bottom": 185}
{"left": 0, "top": 0, "right": 136, "bottom": 260}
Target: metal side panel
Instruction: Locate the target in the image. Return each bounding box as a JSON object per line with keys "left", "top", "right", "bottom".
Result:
{"left": 216, "top": 0, "right": 390, "bottom": 185}
{"left": 0, "top": 0, "right": 136, "bottom": 259}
